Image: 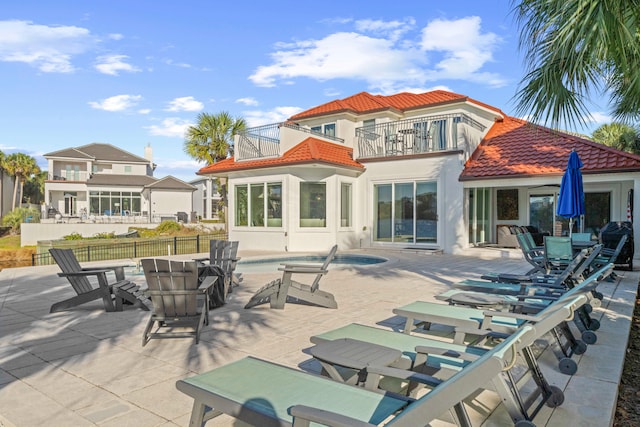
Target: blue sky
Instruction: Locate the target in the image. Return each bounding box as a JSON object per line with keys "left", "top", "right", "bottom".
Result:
{"left": 0, "top": 1, "right": 611, "bottom": 182}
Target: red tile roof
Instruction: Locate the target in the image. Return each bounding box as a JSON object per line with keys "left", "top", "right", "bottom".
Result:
{"left": 289, "top": 90, "right": 504, "bottom": 120}
{"left": 197, "top": 137, "right": 363, "bottom": 175}
{"left": 460, "top": 117, "right": 640, "bottom": 180}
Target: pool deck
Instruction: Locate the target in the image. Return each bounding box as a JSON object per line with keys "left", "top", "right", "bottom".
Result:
{"left": 0, "top": 247, "right": 636, "bottom": 426}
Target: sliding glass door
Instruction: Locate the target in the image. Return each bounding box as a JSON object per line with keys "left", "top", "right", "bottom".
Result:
{"left": 374, "top": 181, "right": 437, "bottom": 244}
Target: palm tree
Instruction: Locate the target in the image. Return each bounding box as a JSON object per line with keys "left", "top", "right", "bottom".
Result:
{"left": 512, "top": 0, "right": 640, "bottom": 128}
{"left": 183, "top": 111, "right": 247, "bottom": 164}
{"left": 0, "top": 150, "right": 5, "bottom": 217}
{"left": 184, "top": 111, "right": 247, "bottom": 226}
{"left": 3, "top": 153, "right": 40, "bottom": 209}
{"left": 592, "top": 123, "right": 640, "bottom": 155}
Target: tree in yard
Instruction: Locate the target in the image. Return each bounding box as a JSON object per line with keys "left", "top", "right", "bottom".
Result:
{"left": 0, "top": 150, "right": 5, "bottom": 216}
{"left": 184, "top": 112, "right": 247, "bottom": 224}
{"left": 3, "top": 153, "right": 41, "bottom": 209}
{"left": 512, "top": 0, "right": 640, "bottom": 128}
{"left": 591, "top": 123, "right": 640, "bottom": 155}
{"left": 183, "top": 111, "right": 247, "bottom": 164}
{"left": 23, "top": 170, "right": 47, "bottom": 205}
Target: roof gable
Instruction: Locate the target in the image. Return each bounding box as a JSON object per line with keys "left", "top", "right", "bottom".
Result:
{"left": 75, "top": 143, "right": 149, "bottom": 163}
{"left": 289, "top": 90, "right": 503, "bottom": 121}
{"left": 461, "top": 117, "right": 640, "bottom": 180}
{"left": 145, "top": 176, "right": 195, "bottom": 190}
{"left": 197, "top": 137, "right": 364, "bottom": 175}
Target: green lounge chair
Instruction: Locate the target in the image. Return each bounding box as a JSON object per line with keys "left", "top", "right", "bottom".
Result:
{"left": 176, "top": 326, "right": 536, "bottom": 427}
{"left": 392, "top": 264, "right": 613, "bottom": 374}
{"left": 309, "top": 296, "right": 583, "bottom": 422}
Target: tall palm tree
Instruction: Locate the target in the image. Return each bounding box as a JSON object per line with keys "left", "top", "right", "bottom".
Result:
{"left": 592, "top": 123, "right": 640, "bottom": 155}
{"left": 4, "top": 153, "right": 40, "bottom": 209}
{"left": 184, "top": 111, "right": 247, "bottom": 227}
{"left": 183, "top": 111, "right": 247, "bottom": 164}
{"left": 512, "top": 0, "right": 640, "bottom": 128}
{"left": 0, "top": 150, "right": 5, "bottom": 217}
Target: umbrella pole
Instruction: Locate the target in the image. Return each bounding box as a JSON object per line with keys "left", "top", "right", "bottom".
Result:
{"left": 569, "top": 218, "right": 573, "bottom": 237}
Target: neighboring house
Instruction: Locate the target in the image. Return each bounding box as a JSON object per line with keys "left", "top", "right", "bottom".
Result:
{"left": 190, "top": 177, "right": 223, "bottom": 221}
{"left": 44, "top": 143, "right": 195, "bottom": 222}
{"left": 197, "top": 90, "right": 640, "bottom": 255}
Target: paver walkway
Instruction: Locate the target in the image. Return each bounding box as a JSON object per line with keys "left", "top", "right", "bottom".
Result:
{"left": 0, "top": 248, "right": 636, "bottom": 426}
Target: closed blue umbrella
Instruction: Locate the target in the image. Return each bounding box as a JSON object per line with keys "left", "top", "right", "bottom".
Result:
{"left": 557, "top": 150, "right": 585, "bottom": 235}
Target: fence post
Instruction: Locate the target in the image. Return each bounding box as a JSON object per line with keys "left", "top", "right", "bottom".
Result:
{"left": 196, "top": 234, "right": 200, "bottom": 253}
{"left": 134, "top": 241, "right": 137, "bottom": 258}
{"left": 87, "top": 246, "right": 91, "bottom": 262}
{"left": 174, "top": 237, "right": 178, "bottom": 255}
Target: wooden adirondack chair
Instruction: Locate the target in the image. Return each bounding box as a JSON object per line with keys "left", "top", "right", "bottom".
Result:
{"left": 195, "top": 239, "right": 241, "bottom": 289}
{"left": 141, "top": 258, "right": 216, "bottom": 346}
{"left": 244, "top": 245, "right": 338, "bottom": 309}
{"left": 49, "top": 248, "right": 150, "bottom": 313}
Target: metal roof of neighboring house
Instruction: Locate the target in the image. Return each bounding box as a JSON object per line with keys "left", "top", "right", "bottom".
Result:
{"left": 460, "top": 116, "right": 640, "bottom": 181}
{"left": 144, "top": 176, "right": 196, "bottom": 191}
{"left": 197, "top": 137, "right": 363, "bottom": 175}
{"left": 289, "top": 90, "right": 504, "bottom": 121}
{"left": 44, "top": 143, "right": 150, "bottom": 163}
{"left": 87, "top": 174, "right": 158, "bottom": 186}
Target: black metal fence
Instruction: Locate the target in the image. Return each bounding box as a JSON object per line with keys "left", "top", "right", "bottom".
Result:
{"left": 32, "top": 232, "right": 228, "bottom": 266}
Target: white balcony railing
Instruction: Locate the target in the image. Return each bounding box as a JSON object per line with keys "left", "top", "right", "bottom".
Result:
{"left": 48, "top": 170, "right": 90, "bottom": 181}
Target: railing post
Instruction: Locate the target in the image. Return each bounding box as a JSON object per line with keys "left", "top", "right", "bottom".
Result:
{"left": 87, "top": 246, "right": 91, "bottom": 262}
{"left": 134, "top": 241, "right": 137, "bottom": 258}
{"left": 196, "top": 234, "right": 200, "bottom": 253}
{"left": 32, "top": 253, "right": 35, "bottom": 266}
{"left": 174, "top": 237, "right": 178, "bottom": 255}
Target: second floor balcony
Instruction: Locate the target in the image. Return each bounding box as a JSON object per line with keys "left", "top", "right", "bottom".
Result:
{"left": 355, "top": 113, "right": 486, "bottom": 160}
{"left": 236, "top": 122, "right": 344, "bottom": 161}
{"left": 48, "top": 170, "right": 90, "bottom": 182}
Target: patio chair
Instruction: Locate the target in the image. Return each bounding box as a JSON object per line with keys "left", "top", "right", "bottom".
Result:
{"left": 176, "top": 326, "right": 535, "bottom": 427}
{"left": 141, "top": 258, "right": 217, "bottom": 346}
{"left": 516, "top": 233, "right": 546, "bottom": 274}
{"left": 544, "top": 236, "right": 574, "bottom": 272}
{"left": 309, "top": 296, "right": 582, "bottom": 422}
{"left": 244, "top": 245, "right": 338, "bottom": 309}
{"left": 49, "top": 248, "right": 150, "bottom": 313}
{"left": 194, "top": 239, "right": 242, "bottom": 288}
{"left": 392, "top": 264, "right": 613, "bottom": 375}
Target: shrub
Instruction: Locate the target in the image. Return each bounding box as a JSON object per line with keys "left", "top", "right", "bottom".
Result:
{"left": 155, "top": 220, "right": 182, "bottom": 234}
{"left": 2, "top": 207, "right": 41, "bottom": 234}
{"left": 63, "top": 232, "right": 84, "bottom": 240}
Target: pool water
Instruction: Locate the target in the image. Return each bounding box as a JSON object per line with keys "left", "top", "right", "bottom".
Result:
{"left": 236, "top": 254, "right": 387, "bottom": 273}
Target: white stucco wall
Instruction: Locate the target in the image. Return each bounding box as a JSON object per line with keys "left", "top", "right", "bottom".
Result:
{"left": 149, "top": 190, "right": 193, "bottom": 219}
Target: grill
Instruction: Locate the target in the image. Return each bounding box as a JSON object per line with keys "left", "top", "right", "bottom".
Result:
{"left": 599, "top": 221, "right": 634, "bottom": 270}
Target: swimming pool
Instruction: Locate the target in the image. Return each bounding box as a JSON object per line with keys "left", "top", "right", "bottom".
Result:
{"left": 235, "top": 253, "right": 387, "bottom": 273}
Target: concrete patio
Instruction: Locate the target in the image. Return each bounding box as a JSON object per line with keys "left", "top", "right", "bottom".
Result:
{"left": 0, "top": 248, "right": 636, "bottom": 426}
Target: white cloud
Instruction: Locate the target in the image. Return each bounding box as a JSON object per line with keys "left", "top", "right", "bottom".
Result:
{"left": 138, "top": 108, "right": 152, "bottom": 115}
{"left": 164, "top": 58, "right": 192, "bottom": 68}
{"left": 243, "top": 106, "right": 304, "bottom": 127}
{"left": 584, "top": 111, "right": 612, "bottom": 124}
{"left": 94, "top": 54, "right": 140, "bottom": 75}
{"left": 354, "top": 18, "right": 415, "bottom": 41}
{"left": 420, "top": 17, "right": 504, "bottom": 86}
{"left": 0, "top": 20, "right": 96, "bottom": 73}
{"left": 145, "top": 117, "right": 193, "bottom": 137}
{"left": 249, "top": 16, "right": 504, "bottom": 92}
{"left": 108, "top": 33, "right": 124, "bottom": 40}
{"left": 165, "top": 96, "right": 204, "bottom": 112}
{"left": 323, "top": 88, "right": 341, "bottom": 97}
{"left": 235, "top": 97, "right": 259, "bottom": 106}
{"left": 88, "top": 94, "right": 142, "bottom": 111}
